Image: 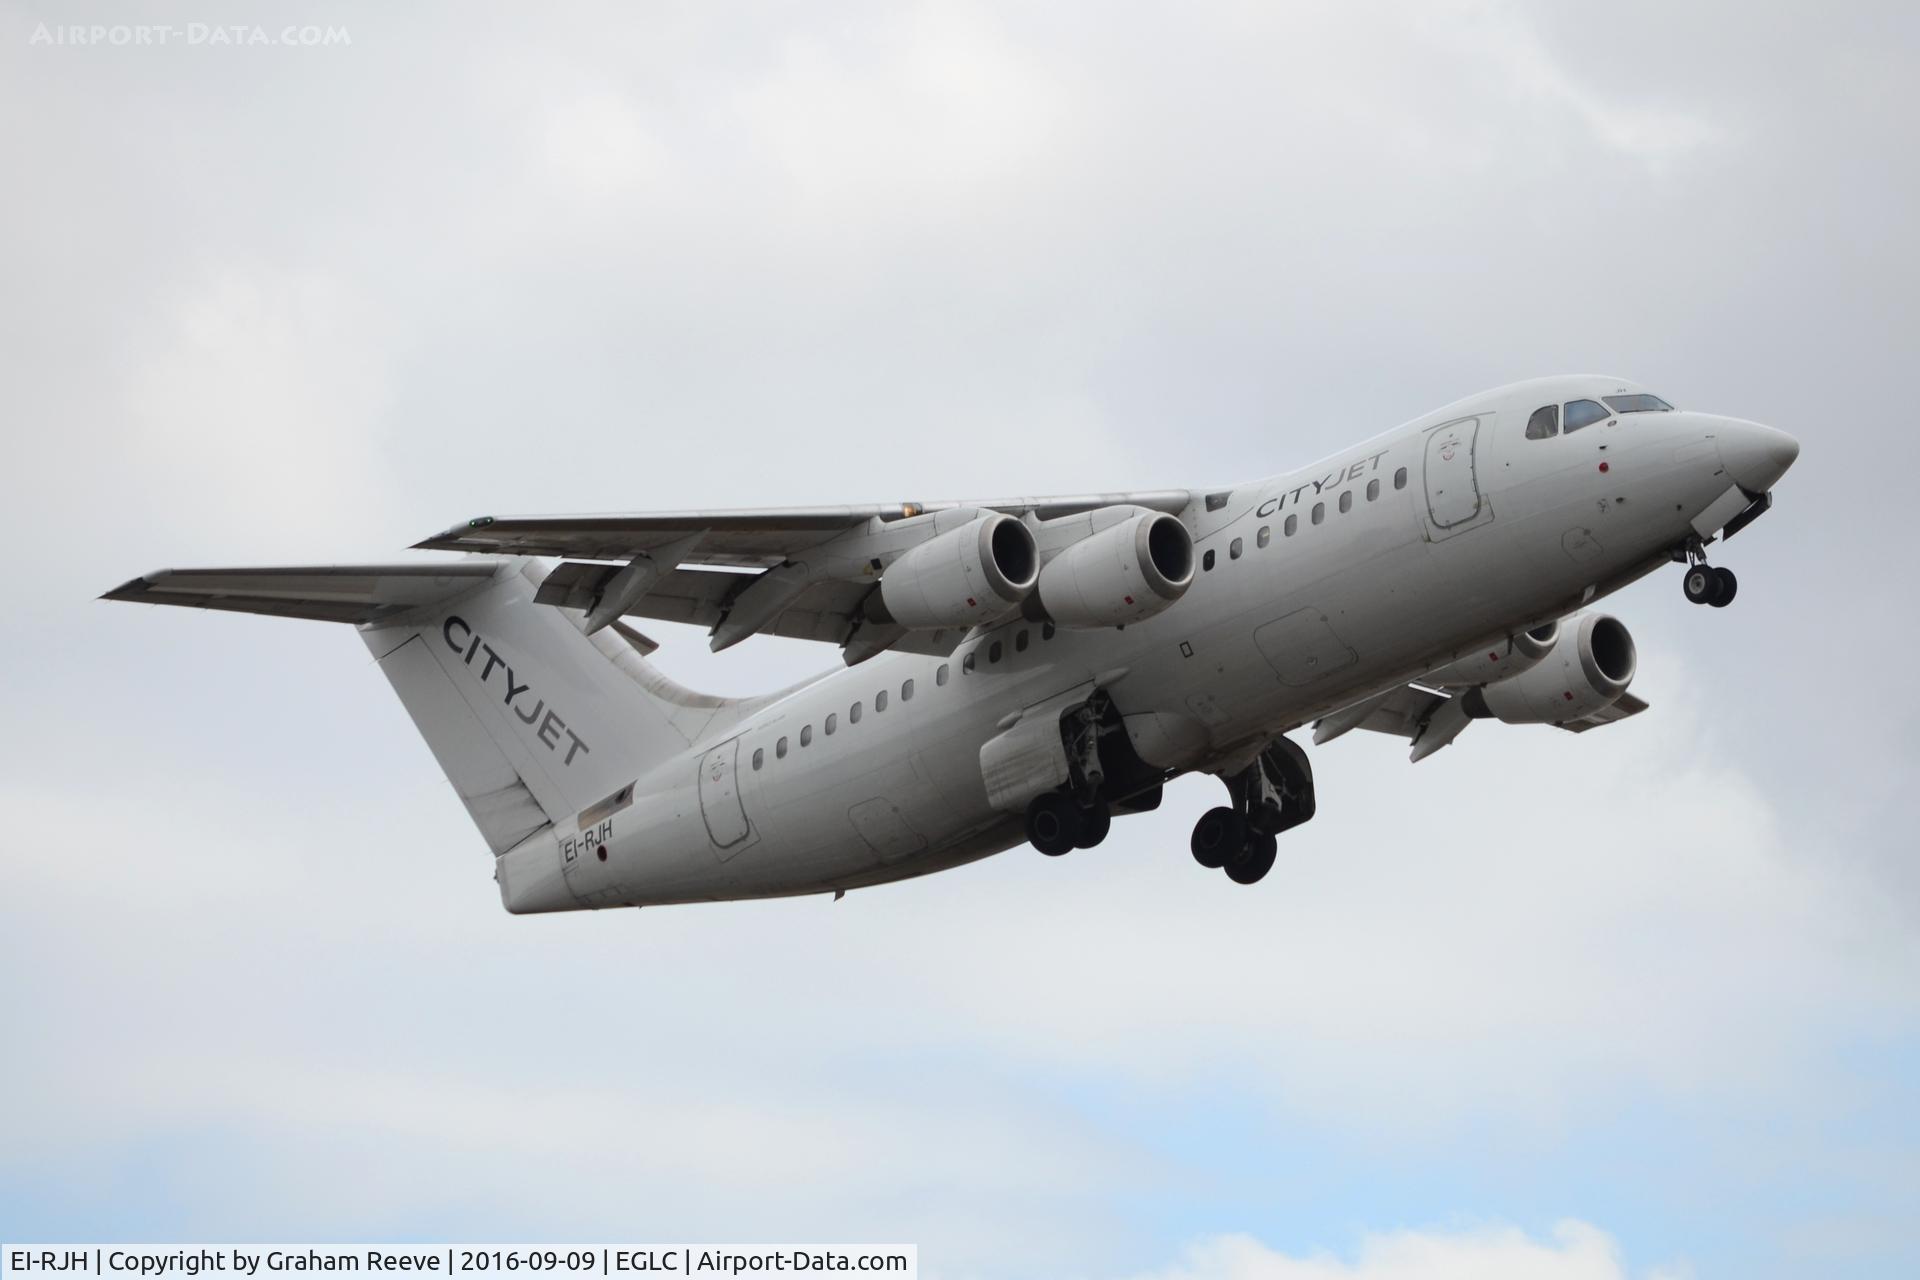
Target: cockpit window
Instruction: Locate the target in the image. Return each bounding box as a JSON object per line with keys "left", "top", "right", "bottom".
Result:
{"left": 1602, "top": 393, "right": 1674, "bottom": 414}
{"left": 1525, "top": 404, "right": 1559, "bottom": 439}
{"left": 1563, "top": 399, "right": 1609, "bottom": 433}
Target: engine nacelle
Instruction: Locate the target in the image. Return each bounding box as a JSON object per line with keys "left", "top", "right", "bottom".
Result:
{"left": 879, "top": 513, "right": 1038, "bottom": 629}
{"left": 1036, "top": 511, "right": 1195, "bottom": 628}
{"left": 1462, "top": 613, "right": 1636, "bottom": 725}
{"left": 1422, "top": 620, "right": 1561, "bottom": 688}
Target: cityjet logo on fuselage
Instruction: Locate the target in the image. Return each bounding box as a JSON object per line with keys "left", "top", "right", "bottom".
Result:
{"left": 1255, "top": 449, "right": 1392, "bottom": 518}
{"left": 441, "top": 615, "right": 590, "bottom": 766}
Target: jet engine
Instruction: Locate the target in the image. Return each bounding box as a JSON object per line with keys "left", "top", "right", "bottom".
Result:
{"left": 1460, "top": 613, "right": 1636, "bottom": 725}
{"left": 1036, "top": 511, "right": 1195, "bottom": 628}
{"left": 878, "top": 513, "right": 1039, "bottom": 629}
{"left": 1423, "top": 620, "right": 1561, "bottom": 688}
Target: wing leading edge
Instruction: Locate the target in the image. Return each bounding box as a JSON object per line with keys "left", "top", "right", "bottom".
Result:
{"left": 418, "top": 491, "right": 1197, "bottom": 659}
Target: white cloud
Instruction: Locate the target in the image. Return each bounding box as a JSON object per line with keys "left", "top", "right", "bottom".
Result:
{"left": 117, "top": 264, "right": 400, "bottom": 553}
{"left": 1125, "top": 1221, "right": 1687, "bottom": 1280}
{"left": 734, "top": 2, "right": 1086, "bottom": 215}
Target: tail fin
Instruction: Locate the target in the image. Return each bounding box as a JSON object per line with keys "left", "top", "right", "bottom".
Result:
{"left": 361, "top": 560, "right": 717, "bottom": 850}
{"left": 108, "top": 559, "right": 741, "bottom": 854}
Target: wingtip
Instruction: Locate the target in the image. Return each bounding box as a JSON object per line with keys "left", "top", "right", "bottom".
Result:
{"left": 413, "top": 515, "right": 496, "bottom": 551}
{"left": 100, "top": 571, "right": 166, "bottom": 602}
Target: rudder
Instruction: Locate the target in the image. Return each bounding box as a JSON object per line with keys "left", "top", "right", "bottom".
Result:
{"left": 361, "top": 560, "right": 696, "bottom": 850}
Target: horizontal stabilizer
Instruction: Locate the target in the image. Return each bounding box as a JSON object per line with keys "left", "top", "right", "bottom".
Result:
{"left": 102, "top": 563, "right": 499, "bottom": 624}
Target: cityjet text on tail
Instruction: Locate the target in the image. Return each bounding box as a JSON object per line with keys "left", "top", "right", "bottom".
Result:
{"left": 106, "top": 376, "right": 1799, "bottom": 906}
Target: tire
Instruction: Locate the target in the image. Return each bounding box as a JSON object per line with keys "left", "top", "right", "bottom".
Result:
{"left": 1709, "top": 566, "right": 1738, "bottom": 608}
{"left": 1190, "top": 806, "right": 1244, "bottom": 869}
{"left": 1226, "top": 832, "right": 1278, "bottom": 885}
{"left": 1074, "top": 802, "right": 1112, "bottom": 849}
{"left": 1683, "top": 564, "right": 1717, "bottom": 605}
{"left": 1026, "top": 792, "right": 1082, "bottom": 856}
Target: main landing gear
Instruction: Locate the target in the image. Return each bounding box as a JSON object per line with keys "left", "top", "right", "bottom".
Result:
{"left": 1678, "top": 538, "right": 1737, "bottom": 608}
{"left": 1025, "top": 790, "right": 1111, "bottom": 857}
{"left": 1024, "top": 693, "right": 1125, "bottom": 856}
{"left": 1190, "top": 737, "right": 1316, "bottom": 886}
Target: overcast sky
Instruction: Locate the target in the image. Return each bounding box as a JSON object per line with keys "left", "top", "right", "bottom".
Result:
{"left": 3, "top": 2, "right": 1917, "bottom": 1276}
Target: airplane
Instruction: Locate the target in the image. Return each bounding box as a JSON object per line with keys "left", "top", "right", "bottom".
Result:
{"left": 104, "top": 375, "right": 1799, "bottom": 910}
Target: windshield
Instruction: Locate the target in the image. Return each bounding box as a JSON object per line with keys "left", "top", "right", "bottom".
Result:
{"left": 1603, "top": 393, "right": 1674, "bottom": 413}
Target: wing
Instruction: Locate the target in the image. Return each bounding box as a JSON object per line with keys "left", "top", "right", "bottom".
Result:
{"left": 531, "top": 561, "right": 969, "bottom": 657}
{"left": 415, "top": 493, "right": 1194, "bottom": 567}
{"left": 416, "top": 491, "right": 1196, "bottom": 660}
{"left": 101, "top": 564, "right": 499, "bottom": 624}
{"left": 1314, "top": 684, "right": 1650, "bottom": 760}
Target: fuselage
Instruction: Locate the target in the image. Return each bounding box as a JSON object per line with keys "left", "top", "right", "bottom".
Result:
{"left": 530, "top": 375, "right": 1796, "bottom": 909}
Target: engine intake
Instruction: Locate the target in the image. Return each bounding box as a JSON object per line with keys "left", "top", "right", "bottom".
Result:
{"left": 1461, "top": 613, "right": 1636, "bottom": 725}
{"left": 878, "top": 513, "right": 1038, "bottom": 629}
{"left": 1036, "top": 511, "right": 1195, "bottom": 628}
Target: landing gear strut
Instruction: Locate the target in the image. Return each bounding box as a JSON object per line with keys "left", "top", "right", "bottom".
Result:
{"left": 1680, "top": 541, "right": 1738, "bottom": 608}
{"left": 1190, "top": 737, "right": 1315, "bottom": 885}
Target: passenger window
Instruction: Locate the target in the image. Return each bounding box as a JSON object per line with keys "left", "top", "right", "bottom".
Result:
{"left": 1284, "top": 514, "right": 1297, "bottom": 536}
{"left": 776, "top": 736, "right": 788, "bottom": 759}
{"left": 1338, "top": 491, "right": 1352, "bottom": 513}
{"left": 850, "top": 701, "right": 862, "bottom": 724}
{"left": 1526, "top": 404, "right": 1559, "bottom": 439}
{"left": 1230, "top": 537, "right": 1243, "bottom": 560}
{"left": 825, "top": 713, "right": 836, "bottom": 735}
{"left": 963, "top": 652, "right": 976, "bottom": 674}
{"left": 1311, "top": 502, "right": 1325, "bottom": 525}
{"left": 1257, "top": 525, "right": 1271, "bottom": 548}
{"left": 1563, "top": 399, "right": 1609, "bottom": 432}
{"left": 1015, "top": 630, "right": 1029, "bottom": 652}
{"left": 936, "top": 663, "right": 949, "bottom": 686}
{"left": 800, "top": 724, "right": 813, "bottom": 747}
{"left": 901, "top": 679, "right": 914, "bottom": 701}
{"left": 988, "top": 641, "right": 1003, "bottom": 663}
{"left": 876, "top": 689, "right": 889, "bottom": 711}
{"left": 1394, "top": 466, "right": 1407, "bottom": 489}
{"left": 1203, "top": 548, "right": 1216, "bottom": 571}
{"left": 752, "top": 748, "right": 764, "bottom": 770}
{"left": 1366, "top": 478, "right": 1380, "bottom": 501}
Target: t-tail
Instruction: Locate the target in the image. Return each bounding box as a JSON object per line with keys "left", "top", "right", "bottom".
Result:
{"left": 103, "top": 559, "right": 742, "bottom": 910}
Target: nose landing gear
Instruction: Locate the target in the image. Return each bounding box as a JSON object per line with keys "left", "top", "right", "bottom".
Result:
{"left": 1678, "top": 537, "right": 1739, "bottom": 608}
{"left": 1681, "top": 561, "right": 1737, "bottom": 608}
{"left": 1681, "top": 564, "right": 1743, "bottom": 610}
{"left": 1189, "top": 737, "right": 1315, "bottom": 885}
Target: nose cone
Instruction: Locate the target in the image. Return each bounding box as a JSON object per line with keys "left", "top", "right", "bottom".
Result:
{"left": 1717, "top": 421, "right": 1801, "bottom": 494}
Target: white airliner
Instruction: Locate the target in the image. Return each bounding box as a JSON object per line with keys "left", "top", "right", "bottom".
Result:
{"left": 107, "top": 376, "right": 1798, "bottom": 908}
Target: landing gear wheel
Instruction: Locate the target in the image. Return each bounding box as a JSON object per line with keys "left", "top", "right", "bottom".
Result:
{"left": 1026, "top": 792, "right": 1083, "bottom": 857}
{"left": 1226, "top": 832, "right": 1278, "bottom": 885}
{"left": 1074, "top": 801, "right": 1112, "bottom": 849}
{"left": 1190, "top": 806, "right": 1245, "bottom": 869}
{"left": 1683, "top": 563, "right": 1718, "bottom": 605}
{"left": 1709, "top": 566, "right": 1738, "bottom": 608}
